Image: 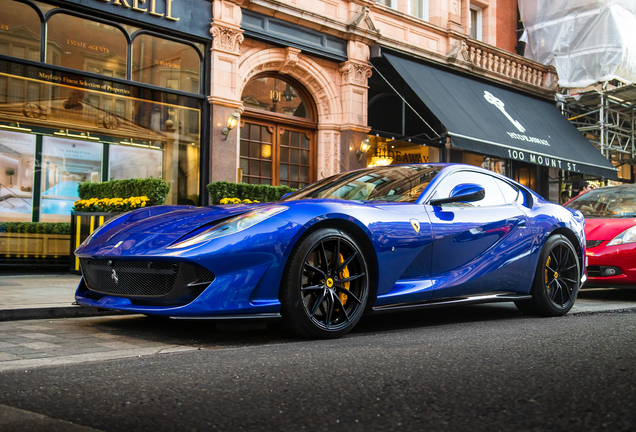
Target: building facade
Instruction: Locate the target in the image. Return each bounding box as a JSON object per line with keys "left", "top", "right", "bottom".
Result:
{"left": 1, "top": 0, "right": 619, "bottom": 230}
{"left": 206, "top": 0, "right": 616, "bottom": 204}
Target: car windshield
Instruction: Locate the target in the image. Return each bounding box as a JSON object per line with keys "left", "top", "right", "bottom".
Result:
{"left": 565, "top": 186, "right": 636, "bottom": 218}
{"left": 283, "top": 165, "right": 443, "bottom": 203}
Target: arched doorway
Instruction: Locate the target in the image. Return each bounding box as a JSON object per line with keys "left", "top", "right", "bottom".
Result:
{"left": 240, "top": 74, "right": 317, "bottom": 188}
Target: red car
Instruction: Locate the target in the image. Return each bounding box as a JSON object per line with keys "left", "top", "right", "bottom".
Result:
{"left": 565, "top": 184, "right": 636, "bottom": 288}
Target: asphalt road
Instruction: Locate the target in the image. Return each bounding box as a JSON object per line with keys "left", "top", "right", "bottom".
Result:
{"left": 1, "top": 298, "right": 636, "bottom": 432}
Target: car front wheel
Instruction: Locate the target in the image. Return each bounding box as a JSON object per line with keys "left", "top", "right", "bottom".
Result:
{"left": 280, "top": 228, "right": 369, "bottom": 339}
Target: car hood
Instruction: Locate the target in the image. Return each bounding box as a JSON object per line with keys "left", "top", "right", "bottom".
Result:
{"left": 585, "top": 217, "right": 636, "bottom": 240}
{"left": 120, "top": 204, "right": 268, "bottom": 235}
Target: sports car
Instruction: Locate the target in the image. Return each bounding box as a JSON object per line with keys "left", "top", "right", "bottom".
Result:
{"left": 75, "top": 164, "right": 586, "bottom": 339}
{"left": 564, "top": 184, "right": 636, "bottom": 288}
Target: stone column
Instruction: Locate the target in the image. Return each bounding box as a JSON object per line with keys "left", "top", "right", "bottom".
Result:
{"left": 338, "top": 41, "right": 372, "bottom": 172}
{"left": 208, "top": 0, "right": 244, "bottom": 183}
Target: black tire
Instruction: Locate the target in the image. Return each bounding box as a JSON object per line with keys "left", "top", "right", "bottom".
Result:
{"left": 515, "top": 234, "right": 581, "bottom": 316}
{"left": 280, "top": 228, "right": 369, "bottom": 339}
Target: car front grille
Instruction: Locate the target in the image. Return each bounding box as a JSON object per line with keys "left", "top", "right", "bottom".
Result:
{"left": 586, "top": 240, "right": 603, "bottom": 248}
{"left": 80, "top": 259, "right": 178, "bottom": 296}
{"left": 79, "top": 259, "right": 215, "bottom": 306}
{"left": 587, "top": 266, "right": 601, "bottom": 277}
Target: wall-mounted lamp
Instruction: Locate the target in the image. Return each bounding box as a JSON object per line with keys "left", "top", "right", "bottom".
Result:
{"left": 356, "top": 138, "right": 371, "bottom": 161}
{"left": 222, "top": 110, "right": 240, "bottom": 141}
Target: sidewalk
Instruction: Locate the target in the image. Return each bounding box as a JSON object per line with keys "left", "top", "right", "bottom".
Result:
{"left": 0, "top": 274, "right": 128, "bottom": 321}
{"left": 1, "top": 273, "right": 636, "bottom": 322}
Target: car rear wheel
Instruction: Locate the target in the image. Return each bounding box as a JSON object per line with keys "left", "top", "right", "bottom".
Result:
{"left": 515, "top": 234, "right": 581, "bottom": 316}
{"left": 280, "top": 228, "right": 369, "bottom": 339}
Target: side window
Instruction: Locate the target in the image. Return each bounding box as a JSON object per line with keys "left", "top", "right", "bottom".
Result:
{"left": 494, "top": 178, "right": 520, "bottom": 204}
{"left": 431, "top": 171, "right": 506, "bottom": 207}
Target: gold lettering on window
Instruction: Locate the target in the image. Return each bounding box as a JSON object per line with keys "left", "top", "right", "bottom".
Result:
{"left": 155, "top": 59, "right": 181, "bottom": 69}
{"left": 0, "top": 24, "right": 9, "bottom": 30}
{"left": 66, "top": 39, "right": 110, "bottom": 53}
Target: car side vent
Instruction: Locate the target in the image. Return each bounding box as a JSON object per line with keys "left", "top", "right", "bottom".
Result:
{"left": 195, "top": 266, "right": 216, "bottom": 283}
{"left": 586, "top": 240, "right": 603, "bottom": 248}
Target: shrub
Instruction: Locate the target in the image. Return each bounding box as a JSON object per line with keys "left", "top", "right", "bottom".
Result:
{"left": 207, "top": 181, "right": 296, "bottom": 205}
{"left": 0, "top": 222, "right": 71, "bottom": 235}
{"left": 78, "top": 178, "right": 170, "bottom": 207}
{"left": 220, "top": 198, "right": 260, "bottom": 204}
{"left": 72, "top": 196, "right": 150, "bottom": 212}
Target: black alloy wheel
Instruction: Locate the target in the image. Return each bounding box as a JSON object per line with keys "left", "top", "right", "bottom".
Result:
{"left": 280, "top": 228, "right": 369, "bottom": 339}
{"left": 515, "top": 234, "right": 581, "bottom": 316}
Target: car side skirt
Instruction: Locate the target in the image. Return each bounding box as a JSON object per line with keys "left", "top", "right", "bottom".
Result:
{"left": 370, "top": 293, "right": 533, "bottom": 313}
{"left": 168, "top": 313, "right": 282, "bottom": 320}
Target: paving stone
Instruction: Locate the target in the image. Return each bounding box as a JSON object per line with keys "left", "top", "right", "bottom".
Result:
{"left": 18, "top": 333, "right": 60, "bottom": 340}
{"left": 0, "top": 352, "right": 22, "bottom": 361}
{"left": 16, "top": 325, "right": 51, "bottom": 331}
{"left": 18, "top": 352, "right": 51, "bottom": 359}
{"left": 0, "top": 341, "right": 17, "bottom": 348}
{"left": 19, "top": 342, "right": 60, "bottom": 350}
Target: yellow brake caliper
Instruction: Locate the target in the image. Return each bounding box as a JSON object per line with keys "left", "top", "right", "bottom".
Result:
{"left": 545, "top": 256, "right": 551, "bottom": 290}
{"left": 338, "top": 253, "right": 350, "bottom": 306}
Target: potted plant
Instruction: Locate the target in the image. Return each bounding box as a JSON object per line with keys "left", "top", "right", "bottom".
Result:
{"left": 5, "top": 167, "right": 15, "bottom": 186}
{"left": 69, "top": 177, "right": 170, "bottom": 273}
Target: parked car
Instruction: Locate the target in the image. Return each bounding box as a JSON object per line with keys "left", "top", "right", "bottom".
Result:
{"left": 564, "top": 184, "right": 636, "bottom": 288}
{"left": 75, "top": 164, "right": 585, "bottom": 339}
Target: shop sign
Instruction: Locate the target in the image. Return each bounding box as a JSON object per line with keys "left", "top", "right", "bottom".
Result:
{"left": 375, "top": 149, "right": 429, "bottom": 164}
{"left": 37, "top": 71, "right": 131, "bottom": 95}
{"left": 61, "top": 0, "right": 212, "bottom": 39}
{"left": 505, "top": 148, "right": 579, "bottom": 172}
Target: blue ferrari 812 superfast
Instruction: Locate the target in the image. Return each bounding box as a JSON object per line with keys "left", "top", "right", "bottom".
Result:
{"left": 75, "top": 164, "right": 586, "bottom": 338}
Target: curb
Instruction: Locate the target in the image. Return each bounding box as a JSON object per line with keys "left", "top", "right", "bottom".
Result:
{"left": 0, "top": 306, "right": 133, "bottom": 322}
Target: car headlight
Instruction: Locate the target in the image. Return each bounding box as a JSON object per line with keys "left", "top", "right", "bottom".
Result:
{"left": 167, "top": 205, "right": 288, "bottom": 249}
{"left": 79, "top": 213, "right": 130, "bottom": 248}
{"left": 607, "top": 225, "right": 636, "bottom": 246}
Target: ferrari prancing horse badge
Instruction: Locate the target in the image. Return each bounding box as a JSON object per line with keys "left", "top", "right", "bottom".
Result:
{"left": 410, "top": 218, "right": 420, "bottom": 234}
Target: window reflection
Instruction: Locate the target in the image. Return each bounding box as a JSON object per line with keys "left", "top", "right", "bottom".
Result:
{"left": 0, "top": 0, "right": 41, "bottom": 62}
{"left": 46, "top": 14, "right": 127, "bottom": 79}
{"left": 41, "top": 137, "right": 102, "bottom": 222}
{"left": 132, "top": 34, "right": 200, "bottom": 92}
{"left": 0, "top": 130, "right": 35, "bottom": 222}
{"left": 0, "top": 62, "right": 201, "bottom": 221}
{"left": 242, "top": 77, "right": 311, "bottom": 119}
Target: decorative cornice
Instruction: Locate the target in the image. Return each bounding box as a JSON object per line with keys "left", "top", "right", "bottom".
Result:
{"left": 339, "top": 62, "right": 373, "bottom": 86}
{"left": 211, "top": 25, "right": 245, "bottom": 54}
{"left": 207, "top": 96, "right": 245, "bottom": 111}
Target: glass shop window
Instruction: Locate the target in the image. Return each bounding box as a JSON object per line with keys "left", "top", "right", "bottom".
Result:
{"left": 0, "top": 130, "right": 35, "bottom": 222}
{"left": 46, "top": 14, "right": 127, "bottom": 79}
{"left": 242, "top": 77, "right": 311, "bottom": 119}
{"left": 0, "top": 0, "right": 41, "bottom": 61}
{"left": 109, "top": 144, "right": 162, "bottom": 181}
{"left": 40, "top": 137, "right": 102, "bottom": 222}
{"left": 132, "top": 34, "right": 201, "bottom": 92}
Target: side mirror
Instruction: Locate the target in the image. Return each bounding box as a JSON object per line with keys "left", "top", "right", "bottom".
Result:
{"left": 429, "top": 183, "right": 485, "bottom": 206}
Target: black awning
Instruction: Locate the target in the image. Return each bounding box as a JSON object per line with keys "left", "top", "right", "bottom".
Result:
{"left": 382, "top": 53, "right": 618, "bottom": 179}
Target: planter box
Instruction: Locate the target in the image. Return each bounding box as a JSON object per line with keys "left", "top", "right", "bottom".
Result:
{"left": 0, "top": 232, "right": 70, "bottom": 257}
{"left": 69, "top": 212, "right": 122, "bottom": 274}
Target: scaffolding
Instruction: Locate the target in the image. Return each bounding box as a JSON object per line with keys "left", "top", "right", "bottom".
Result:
{"left": 559, "top": 83, "right": 636, "bottom": 181}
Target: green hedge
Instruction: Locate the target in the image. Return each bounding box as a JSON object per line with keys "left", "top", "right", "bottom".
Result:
{"left": 207, "top": 181, "right": 296, "bottom": 205}
{"left": 78, "top": 178, "right": 170, "bottom": 206}
{"left": 0, "top": 222, "right": 71, "bottom": 235}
